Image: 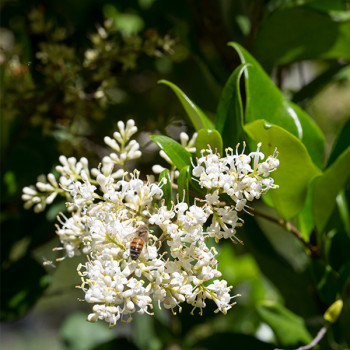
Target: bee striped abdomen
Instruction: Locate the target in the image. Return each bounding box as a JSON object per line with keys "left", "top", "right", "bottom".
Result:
{"left": 130, "top": 237, "right": 144, "bottom": 260}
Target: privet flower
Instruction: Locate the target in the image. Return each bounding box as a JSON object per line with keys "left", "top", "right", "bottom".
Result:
{"left": 22, "top": 119, "right": 279, "bottom": 328}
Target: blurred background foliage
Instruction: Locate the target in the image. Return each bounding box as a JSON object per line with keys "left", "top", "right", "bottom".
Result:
{"left": 1, "top": 0, "right": 350, "bottom": 349}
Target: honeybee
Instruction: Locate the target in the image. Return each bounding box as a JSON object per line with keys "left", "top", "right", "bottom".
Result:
{"left": 130, "top": 225, "right": 149, "bottom": 260}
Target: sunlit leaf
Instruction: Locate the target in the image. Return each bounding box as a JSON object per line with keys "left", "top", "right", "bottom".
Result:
{"left": 158, "top": 80, "right": 214, "bottom": 130}
{"left": 245, "top": 119, "right": 321, "bottom": 220}
{"left": 150, "top": 135, "right": 191, "bottom": 170}
{"left": 229, "top": 42, "right": 325, "bottom": 168}
{"left": 195, "top": 129, "right": 223, "bottom": 157}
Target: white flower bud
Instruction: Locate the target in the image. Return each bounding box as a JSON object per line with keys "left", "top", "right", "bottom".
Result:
{"left": 46, "top": 192, "right": 58, "bottom": 204}
{"left": 87, "top": 313, "right": 99, "bottom": 322}
{"left": 23, "top": 186, "right": 37, "bottom": 195}
{"left": 152, "top": 165, "right": 165, "bottom": 174}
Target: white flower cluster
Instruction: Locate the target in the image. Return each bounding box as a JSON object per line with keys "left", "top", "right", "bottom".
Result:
{"left": 22, "top": 120, "right": 141, "bottom": 213}
{"left": 22, "top": 119, "right": 279, "bottom": 328}
{"left": 192, "top": 142, "right": 279, "bottom": 243}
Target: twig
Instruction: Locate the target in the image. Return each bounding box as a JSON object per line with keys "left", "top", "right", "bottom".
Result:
{"left": 274, "top": 324, "right": 329, "bottom": 350}
{"left": 252, "top": 208, "right": 320, "bottom": 257}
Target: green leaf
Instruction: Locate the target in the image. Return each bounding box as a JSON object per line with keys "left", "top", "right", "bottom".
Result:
{"left": 216, "top": 63, "right": 248, "bottom": 147}
{"left": 133, "top": 313, "right": 159, "bottom": 350}
{"left": 256, "top": 302, "right": 312, "bottom": 346}
{"left": 327, "top": 119, "right": 350, "bottom": 167}
{"left": 159, "top": 169, "right": 172, "bottom": 210}
{"left": 313, "top": 147, "right": 350, "bottom": 233}
{"left": 158, "top": 80, "right": 214, "bottom": 131}
{"left": 61, "top": 312, "right": 116, "bottom": 350}
{"left": 296, "top": 178, "right": 317, "bottom": 241}
{"left": 245, "top": 119, "right": 321, "bottom": 220}
{"left": 252, "top": 6, "right": 350, "bottom": 71}
{"left": 150, "top": 135, "right": 191, "bottom": 170}
{"left": 229, "top": 42, "right": 325, "bottom": 168}
{"left": 177, "top": 165, "right": 190, "bottom": 204}
{"left": 195, "top": 129, "right": 223, "bottom": 157}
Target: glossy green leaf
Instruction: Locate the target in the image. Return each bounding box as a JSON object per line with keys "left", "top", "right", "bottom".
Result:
{"left": 177, "top": 165, "right": 190, "bottom": 204}
{"left": 150, "top": 135, "right": 191, "bottom": 170}
{"left": 230, "top": 42, "right": 325, "bottom": 168}
{"left": 195, "top": 129, "right": 223, "bottom": 157}
{"left": 159, "top": 169, "right": 172, "bottom": 210}
{"left": 256, "top": 302, "right": 312, "bottom": 346}
{"left": 313, "top": 147, "right": 350, "bottom": 233}
{"left": 216, "top": 63, "right": 248, "bottom": 147}
{"left": 253, "top": 6, "right": 350, "bottom": 71}
{"left": 327, "top": 119, "right": 350, "bottom": 167}
{"left": 158, "top": 80, "right": 214, "bottom": 131}
{"left": 245, "top": 119, "right": 321, "bottom": 220}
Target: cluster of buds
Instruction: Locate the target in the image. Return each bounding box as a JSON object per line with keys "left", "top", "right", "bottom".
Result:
{"left": 22, "top": 119, "right": 279, "bottom": 327}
